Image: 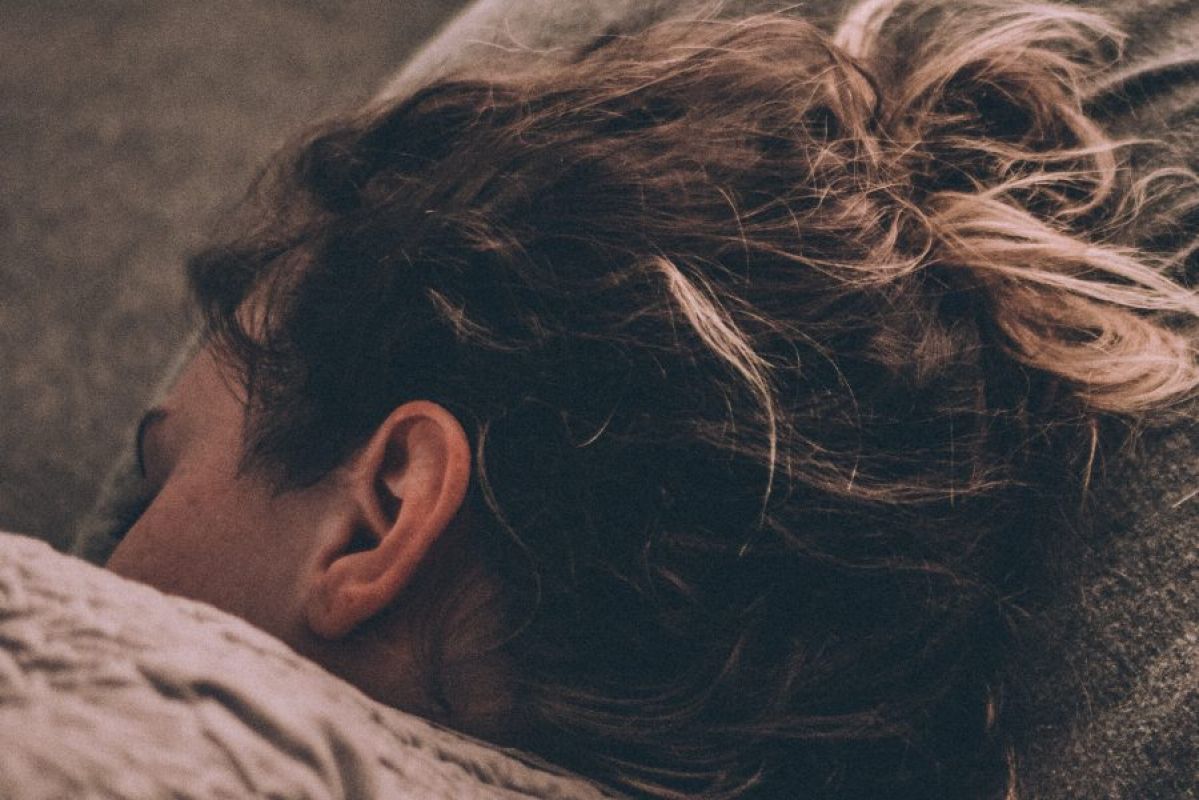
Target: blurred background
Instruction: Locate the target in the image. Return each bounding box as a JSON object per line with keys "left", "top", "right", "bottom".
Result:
{"left": 0, "top": 0, "right": 468, "bottom": 549}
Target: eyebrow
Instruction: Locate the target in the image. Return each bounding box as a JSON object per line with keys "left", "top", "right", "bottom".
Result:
{"left": 134, "top": 408, "right": 168, "bottom": 479}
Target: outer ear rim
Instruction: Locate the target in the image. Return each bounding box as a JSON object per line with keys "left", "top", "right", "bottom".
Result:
{"left": 304, "top": 400, "right": 471, "bottom": 639}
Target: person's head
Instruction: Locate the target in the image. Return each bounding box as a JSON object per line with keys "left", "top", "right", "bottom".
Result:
{"left": 108, "top": 1, "right": 1199, "bottom": 797}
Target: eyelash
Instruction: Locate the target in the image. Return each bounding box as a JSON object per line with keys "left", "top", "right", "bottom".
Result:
{"left": 135, "top": 410, "right": 166, "bottom": 481}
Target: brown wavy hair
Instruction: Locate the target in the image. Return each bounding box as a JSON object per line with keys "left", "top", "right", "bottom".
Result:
{"left": 188, "top": 1, "right": 1199, "bottom": 797}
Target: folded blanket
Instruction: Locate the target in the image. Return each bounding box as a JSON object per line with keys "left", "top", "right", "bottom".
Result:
{"left": 0, "top": 532, "right": 617, "bottom": 800}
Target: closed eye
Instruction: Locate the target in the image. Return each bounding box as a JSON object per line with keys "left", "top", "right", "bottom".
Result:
{"left": 115, "top": 408, "right": 169, "bottom": 542}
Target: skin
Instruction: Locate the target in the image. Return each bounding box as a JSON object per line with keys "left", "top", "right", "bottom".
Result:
{"left": 107, "top": 349, "right": 337, "bottom": 640}
{"left": 106, "top": 348, "right": 513, "bottom": 730}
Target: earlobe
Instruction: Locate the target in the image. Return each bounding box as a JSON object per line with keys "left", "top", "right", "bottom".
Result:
{"left": 304, "top": 401, "right": 471, "bottom": 639}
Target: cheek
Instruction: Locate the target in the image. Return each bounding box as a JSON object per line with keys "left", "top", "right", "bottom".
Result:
{"left": 106, "top": 475, "right": 252, "bottom": 608}
{"left": 105, "top": 471, "right": 306, "bottom": 637}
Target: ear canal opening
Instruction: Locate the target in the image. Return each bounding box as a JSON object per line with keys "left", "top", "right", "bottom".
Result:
{"left": 376, "top": 475, "right": 401, "bottom": 523}
{"left": 346, "top": 527, "right": 377, "bottom": 555}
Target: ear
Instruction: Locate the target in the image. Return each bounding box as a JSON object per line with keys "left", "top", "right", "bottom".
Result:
{"left": 304, "top": 401, "right": 471, "bottom": 639}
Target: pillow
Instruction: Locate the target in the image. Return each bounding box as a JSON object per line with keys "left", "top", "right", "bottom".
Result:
{"left": 1, "top": 531, "right": 617, "bottom": 800}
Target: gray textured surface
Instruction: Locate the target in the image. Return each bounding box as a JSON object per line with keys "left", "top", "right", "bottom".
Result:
{"left": 0, "top": 0, "right": 469, "bottom": 548}
{"left": 1012, "top": 414, "right": 1199, "bottom": 799}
